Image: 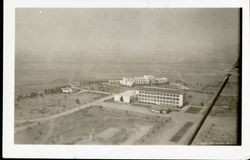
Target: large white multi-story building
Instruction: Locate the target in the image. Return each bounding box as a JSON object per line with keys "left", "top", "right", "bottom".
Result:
{"left": 136, "top": 86, "right": 185, "bottom": 107}
{"left": 133, "top": 76, "right": 149, "bottom": 85}
{"left": 152, "top": 77, "right": 168, "bottom": 84}
{"left": 120, "top": 77, "right": 135, "bottom": 87}
{"left": 120, "top": 75, "right": 168, "bottom": 87}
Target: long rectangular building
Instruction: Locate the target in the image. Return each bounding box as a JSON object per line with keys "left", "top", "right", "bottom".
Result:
{"left": 136, "top": 87, "right": 185, "bottom": 107}
{"left": 120, "top": 75, "right": 168, "bottom": 87}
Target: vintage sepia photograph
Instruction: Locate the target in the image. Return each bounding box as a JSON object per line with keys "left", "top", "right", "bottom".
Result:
{"left": 14, "top": 8, "right": 241, "bottom": 145}
{"left": 4, "top": 0, "right": 250, "bottom": 159}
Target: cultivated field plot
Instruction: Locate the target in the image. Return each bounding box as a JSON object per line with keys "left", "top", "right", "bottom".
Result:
{"left": 185, "top": 91, "right": 213, "bottom": 106}
{"left": 185, "top": 106, "right": 202, "bottom": 114}
{"left": 15, "top": 106, "right": 161, "bottom": 144}
{"left": 15, "top": 92, "right": 106, "bottom": 121}
{"left": 205, "top": 80, "right": 239, "bottom": 95}
{"left": 170, "top": 122, "right": 194, "bottom": 143}
{"left": 214, "top": 95, "right": 239, "bottom": 110}
{"left": 191, "top": 93, "right": 239, "bottom": 145}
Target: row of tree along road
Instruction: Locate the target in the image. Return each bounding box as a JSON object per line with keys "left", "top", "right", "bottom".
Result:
{"left": 16, "top": 85, "right": 71, "bottom": 101}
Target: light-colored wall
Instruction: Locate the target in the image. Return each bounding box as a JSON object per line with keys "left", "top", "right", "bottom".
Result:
{"left": 62, "top": 88, "right": 72, "bottom": 93}
{"left": 178, "top": 94, "right": 183, "bottom": 107}
{"left": 114, "top": 94, "right": 135, "bottom": 103}
{"left": 114, "top": 95, "right": 121, "bottom": 102}
{"left": 137, "top": 91, "right": 184, "bottom": 107}
{"left": 123, "top": 96, "right": 130, "bottom": 103}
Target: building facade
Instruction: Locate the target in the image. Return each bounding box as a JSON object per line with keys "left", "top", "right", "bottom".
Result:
{"left": 136, "top": 87, "right": 185, "bottom": 107}
{"left": 120, "top": 77, "right": 135, "bottom": 87}
{"left": 61, "top": 87, "right": 72, "bottom": 93}
{"left": 133, "top": 76, "right": 150, "bottom": 85}
{"left": 152, "top": 77, "right": 168, "bottom": 84}
{"left": 108, "top": 79, "right": 121, "bottom": 84}
{"left": 120, "top": 75, "right": 168, "bottom": 87}
{"left": 114, "top": 90, "right": 137, "bottom": 103}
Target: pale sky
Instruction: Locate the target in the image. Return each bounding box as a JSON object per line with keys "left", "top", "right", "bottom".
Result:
{"left": 15, "top": 8, "right": 240, "bottom": 57}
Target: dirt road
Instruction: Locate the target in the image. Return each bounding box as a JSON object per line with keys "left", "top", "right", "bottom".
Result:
{"left": 15, "top": 94, "right": 114, "bottom": 123}
{"left": 40, "top": 119, "right": 56, "bottom": 144}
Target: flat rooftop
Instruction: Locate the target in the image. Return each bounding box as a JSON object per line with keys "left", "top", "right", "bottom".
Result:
{"left": 138, "top": 86, "right": 185, "bottom": 95}
{"left": 115, "top": 90, "right": 137, "bottom": 96}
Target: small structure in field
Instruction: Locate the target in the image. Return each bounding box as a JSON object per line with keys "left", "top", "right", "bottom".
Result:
{"left": 150, "top": 105, "right": 171, "bottom": 114}
{"left": 114, "top": 90, "right": 137, "bottom": 103}
{"left": 61, "top": 87, "right": 72, "bottom": 93}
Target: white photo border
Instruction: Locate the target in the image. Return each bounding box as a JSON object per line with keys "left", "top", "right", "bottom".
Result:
{"left": 3, "top": 0, "right": 250, "bottom": 159}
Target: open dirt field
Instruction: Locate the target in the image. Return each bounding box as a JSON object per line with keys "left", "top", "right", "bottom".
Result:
{"left": 189, "top": 92, "right": 239, "bottom": 145}
{"left": 15, "top": 106, "right": 164, "bottom": 144}
{"left": 185, "top": 91, "right": 214, "bottom": 106}
{"left": 192, "top": 111, "right": 238, "bottom": 145}
{"left": 15, "top": 92, "right": 107, "bottom": 121}
{"left": 185, "top": 106, "right": 203, "bottom": 114}
{"left": 138, "top": 110, "right": 203, "bottom": 145}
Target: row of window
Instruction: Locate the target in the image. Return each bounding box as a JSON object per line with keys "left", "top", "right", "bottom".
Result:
{"left": 159, "top": 103, "right": 178, "bottom": 106}
{"left": 138, "top": 98, "right": 179, "bottom": 104}
{"left": 135, "top": 82, "right": 149, "bottom": 84}
{"left": 138, "top": 94, "right": 179, "bottom": 100}
{"left": 138, "top": 91, "right": 179, "bottom": 97}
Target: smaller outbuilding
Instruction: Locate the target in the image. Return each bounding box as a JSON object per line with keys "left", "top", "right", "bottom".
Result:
{"left": 114, "top": 90, "right": 137, "bottom": 103}
{"left": 150, "top": 105, "right": 172, "bottom": 114}
{"left": 61, "top": 87, "right": 72, "bottom": 93}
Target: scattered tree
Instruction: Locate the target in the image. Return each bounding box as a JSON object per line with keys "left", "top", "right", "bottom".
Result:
{"left": 16, "top": 95, "right": 22, "bottom": 101}
{"left": 38, "top": 130, "right": 43, "bottom": 136}
{"left": 120, "top": 96, "right": 124, "bottom": 102}
{"left": 30, "top": 92, "right": 38, "bottom": 98}
{"left": 40, "top": 93, "right": 44, "bottom": 97}
{"left": 76, "top": 99, "right": 81, "bottom": 104}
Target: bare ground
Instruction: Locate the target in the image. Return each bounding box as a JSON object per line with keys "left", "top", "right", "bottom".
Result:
{"left": 14, "top": 106, "right": 160, "bottom": 144}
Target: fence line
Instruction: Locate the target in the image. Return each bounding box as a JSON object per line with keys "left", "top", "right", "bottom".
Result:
{"left": 135, "top": 117, "right": 172, "bottom": 144}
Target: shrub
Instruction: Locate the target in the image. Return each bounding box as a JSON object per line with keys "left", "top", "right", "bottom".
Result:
{"left": 76, "top": 99, "right": 81, "bottom": 104}
{"left": 39, "top": 130, "right": 43, "bottom": 136}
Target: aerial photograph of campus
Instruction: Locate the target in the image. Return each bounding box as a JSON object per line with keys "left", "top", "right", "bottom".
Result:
{"left": 15, "top": 8, "right": 240, "bottom": 145}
